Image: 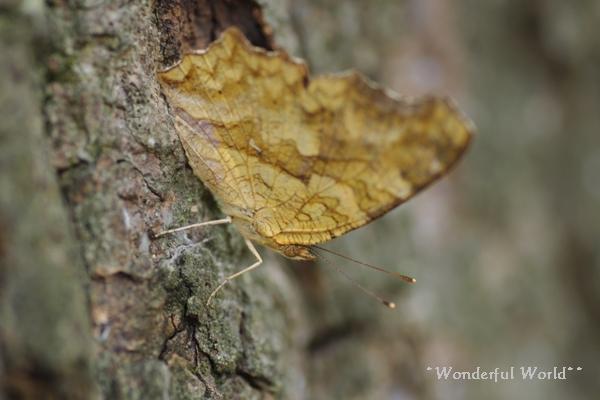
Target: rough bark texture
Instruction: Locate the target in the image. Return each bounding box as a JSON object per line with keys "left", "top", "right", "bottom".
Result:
{"left": 2, "top": 1, "right": 599, "bottom": 400}
{"left": 2, "top": 1, "right": 306, "bottom": 399}
{"left": 45, "top": 1, "right": 306, "bottom": 399}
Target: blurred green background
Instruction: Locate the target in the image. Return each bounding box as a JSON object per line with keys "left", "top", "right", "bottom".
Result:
{"left": 284, "top": 1, "right": 600, "bottom": 399}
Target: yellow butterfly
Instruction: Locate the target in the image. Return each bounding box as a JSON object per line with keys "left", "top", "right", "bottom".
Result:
{"left": 157, "top": 27, "right": 474, "bottom": 305}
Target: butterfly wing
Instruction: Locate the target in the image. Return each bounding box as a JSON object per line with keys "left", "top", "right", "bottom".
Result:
{"left": 159, "top": 28, "right": 473, "bottom": 248}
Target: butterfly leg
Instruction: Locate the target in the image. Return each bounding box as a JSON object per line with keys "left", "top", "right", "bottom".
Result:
{"left": 155, "top": 216, "right": 232, "bottom": 237}
{"left": 206, "top": 239, "right": 262, "bottom": 306}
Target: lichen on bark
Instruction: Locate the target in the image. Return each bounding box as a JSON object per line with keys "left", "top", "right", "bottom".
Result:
{"left": 3, "top": 1, "right": 307, "bottom": 399}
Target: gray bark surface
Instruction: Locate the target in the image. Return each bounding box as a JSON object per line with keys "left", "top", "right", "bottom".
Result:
{"left": 2, "top": 1, "right": 306, "bottom": 399}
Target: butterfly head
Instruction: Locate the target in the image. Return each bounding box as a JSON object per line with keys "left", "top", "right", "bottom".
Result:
{"left": 280, "top": 244, "right": 316, "bottom": 261}
{"left": 229, "top": 214, "right": 315, "bottom": 261}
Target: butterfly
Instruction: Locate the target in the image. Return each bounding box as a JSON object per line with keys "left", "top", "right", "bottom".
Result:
{"left": 157, "top": 27, "right": 474, "bottom": 305}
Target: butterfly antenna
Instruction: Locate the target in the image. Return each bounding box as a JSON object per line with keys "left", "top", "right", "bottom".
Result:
{"left": 312, "top": 245, "right": 416, "bottom": 283}
{"left": 314, "top": 250, "right": 396, "bottom": 309}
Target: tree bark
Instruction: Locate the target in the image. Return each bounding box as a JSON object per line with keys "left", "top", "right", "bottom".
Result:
{"left": 6, "top": 1, "right": 598, "bottom": 399}
{"left": 0, "top": 0, "right": 475, "bottom": 399}
{"left": 3, "top": 1, "right": 430, "bottom": 398}
{"left": 2, "top": 1, "right": 307, "bottom": 399}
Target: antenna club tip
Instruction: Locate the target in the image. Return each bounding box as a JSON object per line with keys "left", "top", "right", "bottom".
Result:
{"left": 383, "top": 301, "right": 396, "bottom": 309}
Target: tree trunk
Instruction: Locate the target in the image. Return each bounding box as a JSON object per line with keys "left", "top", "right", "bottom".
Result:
{"left": 2, "top": 1, "right": 438, "bottom": 398}
{"left": 2, "top": 1, "right": 307, "bottom": 399}
{"left": 4, "top": 1, "right": 598, "bottom": 399}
